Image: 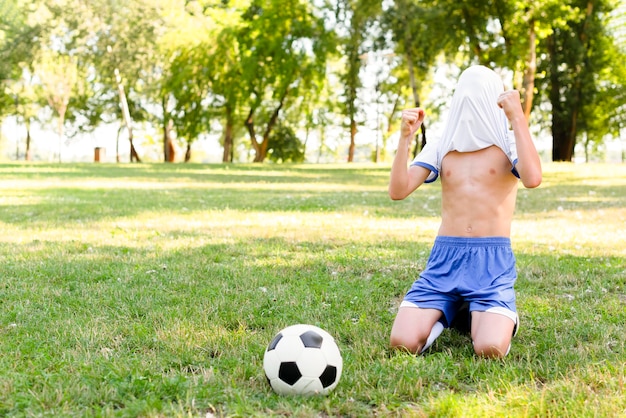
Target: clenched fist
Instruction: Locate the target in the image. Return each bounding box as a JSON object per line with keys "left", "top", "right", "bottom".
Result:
{"left": 497, "top": 90, "right": 524, "bottom": 122}
{"left": 401, "top": 108, "right": 425, "bottom": 139}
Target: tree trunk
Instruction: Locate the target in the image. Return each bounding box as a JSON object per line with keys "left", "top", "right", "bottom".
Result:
{"left": 565, "top": 1, "right": 594, "bottom": 161}
{"left": 303, "top": 124, "right": 310, "bottom": 160}
{"left": 114, "top": 68, "right": 141, "bottom": 163}
{"left": 162, "top": 97, "right": 175, "bottom": 162}
{"left": 222, "top": 122, "right": 233, "bottom": 162}
{"left": 405, "top": 50, "right": 427, "bottom": 156}
{"left": 347, "top": 117, "right": 356, "bottom": 162}
{"left": 400, "top": 12, "right": 427, "bottom": 156}
{"left": 248, "top": 87, "right": 289, "bottom": 163}
{"left": 548, "top": 2, "right": 593, "bottom": 162}
{"left": 520, "top": 19, "right": 536, "bottom": 121}
{"left": 317, "top": 126, "right": 325, "bottom": 163}
{"left": 245, "top": 107, "right": 261, "bottom": 162}
{"left": 548, "top": 34, "right": 573, "bottom": 161}
{"left": 129, "top": 134, "right": 141, "bottom": 163}
{"left": 56, "top": 109, "right": 65, "bottom": 163}
{"left": 25, "top": 120, "right": 32, "bottom": 161}
{"left": 551, "top": 124, "right": 575, "bottom": 162}
{"left": 222, "top": 105, "right": 234, "bottom": 163}
{"left": 345, "top": 44, "right": 360, "bottom": 163}
{"left": 163, "top": 117, "right": 175, "bottom": 162}
{"left": 116, "top": 125, "right": 122, "bottom": 163}
{"left": 383, "top": 94, "right": 401, "bottom": 162}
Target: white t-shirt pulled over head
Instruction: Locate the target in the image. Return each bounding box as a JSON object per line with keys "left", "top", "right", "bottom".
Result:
{"left": 411, "top": 65, "right": 519, "bottom": 183}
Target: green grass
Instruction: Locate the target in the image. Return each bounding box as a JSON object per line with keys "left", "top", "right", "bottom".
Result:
{"left": 0, "top": 162, "right": 624, "bottom": 417}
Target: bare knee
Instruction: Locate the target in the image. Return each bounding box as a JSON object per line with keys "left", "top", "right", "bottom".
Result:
{"left": 472, "top": 337, "right": 510, "bottom": 359}
{"left": 390, "top": 330, "right": 426, "bottom": 354}
{"left": 390, "top": 307, "right": 442, "bottom": 354}
{"left": 471, "top": 311, "right": 515, "bottom": 359}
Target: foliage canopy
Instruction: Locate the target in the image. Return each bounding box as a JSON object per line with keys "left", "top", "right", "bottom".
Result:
{"left": 0, "top": 0, "right": 624, "bottom": 163}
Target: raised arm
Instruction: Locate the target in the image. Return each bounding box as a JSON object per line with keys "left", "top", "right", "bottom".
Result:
{"left": 389, "top": 108, "right": 431, "bottom": 200}
{"left": 497, "top": 91, "right": 542, "bottom": 189}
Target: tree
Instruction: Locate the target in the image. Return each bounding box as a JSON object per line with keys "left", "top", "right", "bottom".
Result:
{"left": 331, "top": 0, "right": 382, "bottom": 162}
{"left": 0, "top": 0, "right": 36, "bottom": 84}
{"left": 165, "top": 1, "right": 247, "bottom": 163}
{"left": 36, "top": 52, "right": 79, "bottom": 162}
{"left": 5, "top": 0, "right": 86, "bottom": 162}
{"left": 50, "top": 0, "right": 164, "bottom": 162}
{"left": 0, "top": 0, "right": 41, "bottom": 158}
{"left": 540, "top": 0, "right": 623, "bottom": 161}
{"left": 166, "top": 0, "right": 333, "bottom": 163}
{"left": 382, "top": 0, "right": 450, "bottom": 154}
{"left": 11, "top": 73, "right": 40, "bottom": 160}
{"left": 238, "top": 0, "right": 333, "bottom": 162}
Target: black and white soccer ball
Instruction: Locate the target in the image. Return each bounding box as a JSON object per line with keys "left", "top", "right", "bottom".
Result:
{"left": 263, "top": 324, "right": 343, "bottom": 396}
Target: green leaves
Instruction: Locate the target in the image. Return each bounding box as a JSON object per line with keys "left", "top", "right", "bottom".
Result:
{"left": 0, "top": 0, "right": 624, "bottom": 163}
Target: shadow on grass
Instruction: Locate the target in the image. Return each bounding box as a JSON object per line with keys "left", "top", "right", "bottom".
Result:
{"left": 1, "top": 181, "right": 624, "bottom": 230}
{"left": 1, "top": 229, "right": 625, "bottom": 415}
{"left": 1, "top": 163, "right": 625, "bottom": 415}
{"left": 0, "top": 162, "right": 392, "bottom": 184}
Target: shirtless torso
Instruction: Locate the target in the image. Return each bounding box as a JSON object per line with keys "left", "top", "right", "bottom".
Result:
{"left": 438, "top": 146, "right": 518, "bottom": 238}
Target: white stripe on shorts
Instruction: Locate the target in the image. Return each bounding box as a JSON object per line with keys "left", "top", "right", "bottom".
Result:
{"left": 400, "top": 302, "right": 517, "bottom": 324}
{"left": 485, "top": 306, "right": 517, "bottom": 324}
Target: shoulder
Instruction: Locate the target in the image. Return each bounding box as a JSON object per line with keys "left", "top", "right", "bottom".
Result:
{"left": 411, "top": 140, "right": 441, "bottom": 183}
{"left": 408, "top": 164, "right": 433, "bottom": 185}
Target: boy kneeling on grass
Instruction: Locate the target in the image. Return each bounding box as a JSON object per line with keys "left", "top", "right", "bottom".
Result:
{"left": 389, "top": 65, "right": 542, "bottom": 358}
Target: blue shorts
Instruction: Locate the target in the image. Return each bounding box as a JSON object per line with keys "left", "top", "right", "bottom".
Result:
{"left": 401, "top": 236, "right": 517, "bottom": 327}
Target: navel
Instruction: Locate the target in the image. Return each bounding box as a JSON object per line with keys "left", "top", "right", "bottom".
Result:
{"left": 466, "top": 225, "right": 473, "bottom": 233}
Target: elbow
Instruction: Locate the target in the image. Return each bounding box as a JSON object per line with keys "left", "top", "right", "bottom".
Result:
{"left": 517, "top": 162, "right": 542, "bottom": 189}
{"left": 522, "top": 173, "right": 542, "bottom": 189}
{"left": 388, "top": 187, "right": 408, "bottom": 201}
{"left": 388, "top": 191, "right": 406, "bottom": 201}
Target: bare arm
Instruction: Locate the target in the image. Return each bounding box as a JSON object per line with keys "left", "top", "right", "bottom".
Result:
{"left": 389, "top": 108, "right": 431, "bottom": 200}
{"left": 497, "top": 91, "right": 542, "bottom": 188}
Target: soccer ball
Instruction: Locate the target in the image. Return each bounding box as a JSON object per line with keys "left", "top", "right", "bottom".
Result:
{"left": 263, "top": 324, "right": 343, "bottom": 396}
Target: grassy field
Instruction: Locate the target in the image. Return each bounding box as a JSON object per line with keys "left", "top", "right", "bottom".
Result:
{"left": 0, "top": 162, "right": 624, "bottom": 417}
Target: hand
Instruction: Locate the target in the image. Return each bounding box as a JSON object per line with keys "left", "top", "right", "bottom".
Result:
{"left": 400, "top": 108, "right": 425, "bottom": 140}
{"left": 497, "top": 90, "right": 524, "bottom": 121}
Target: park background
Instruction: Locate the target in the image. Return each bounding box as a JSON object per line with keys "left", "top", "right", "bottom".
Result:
{"left": 0, "top": 1, "right": 626, "bottom": 417}
{"left": 0, "top": 0, "right": 625, "bottom": 165}
{"left": 0, "top": 161, "right": 624, "bottom": 416}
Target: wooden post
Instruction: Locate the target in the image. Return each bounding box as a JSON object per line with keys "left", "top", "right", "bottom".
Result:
{"left": 94, "top": 147, "right": 104, "bottom": 162}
